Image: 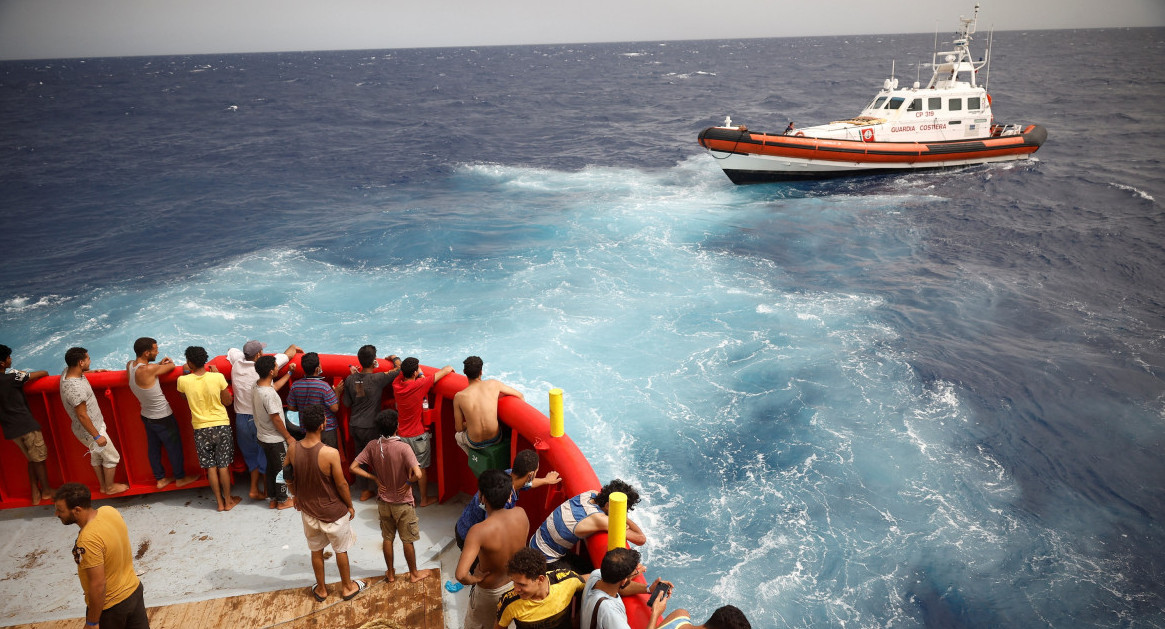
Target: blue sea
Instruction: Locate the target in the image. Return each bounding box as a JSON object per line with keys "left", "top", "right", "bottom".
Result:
{"left": 3, "top": 26, "right": 1164, "bottom": 628}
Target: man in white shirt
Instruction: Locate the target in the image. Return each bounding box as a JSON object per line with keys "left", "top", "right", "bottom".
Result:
{"left": 226, "top": 340, "right": 299, "bottom": 500}
{"left": 580, "top": 548, "right": 671, "bottom": 629}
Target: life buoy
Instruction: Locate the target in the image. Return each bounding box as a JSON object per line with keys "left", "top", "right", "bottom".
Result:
{"left": 986, "top": 93, "right": 993, "bottom": 106}
{"left": 795, "top": 131, "right": 805, "bottom": 137}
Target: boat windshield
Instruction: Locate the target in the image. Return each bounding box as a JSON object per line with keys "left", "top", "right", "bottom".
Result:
{"left": 871, "top": 96, "right": 888, "bottom": 109}
{"left": 888, "top": 97, "right": 906, "bottom": 109}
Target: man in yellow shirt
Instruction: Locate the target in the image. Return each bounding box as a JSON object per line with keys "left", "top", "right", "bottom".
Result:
{"left": 176, "top": 346, "right": 239, "bottom": 511}
{"left": 54, "top": 482, "right": 149, "bottom": 628}
{"left": 495, "top": 547, "right": 585, "bottom": 629}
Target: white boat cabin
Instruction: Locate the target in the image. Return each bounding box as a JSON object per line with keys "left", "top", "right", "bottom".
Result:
{"left": 788, "top": 3, "right": 1023, "bottom": 144}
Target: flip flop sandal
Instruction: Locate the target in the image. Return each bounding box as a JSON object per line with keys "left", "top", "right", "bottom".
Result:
{"left": 342, "top": 579, "right": 368, "bottom": 601}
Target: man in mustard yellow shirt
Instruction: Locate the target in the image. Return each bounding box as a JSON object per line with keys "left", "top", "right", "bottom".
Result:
{"left": 54, "top": 483, "right": 149, "bottom": 628}
{"left": 176, "top": 346, "right": 239, "bottom": 511}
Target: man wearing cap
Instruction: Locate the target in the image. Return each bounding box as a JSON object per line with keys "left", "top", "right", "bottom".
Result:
{"left": 227, "top": 340, "right": 300, "bottom": 500}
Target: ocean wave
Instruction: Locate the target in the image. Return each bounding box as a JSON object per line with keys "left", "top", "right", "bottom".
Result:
{"left": 1, "top": 294, "right": 68, "bottom": 313}
{"left": 1109, "top": 182, "right": 1156, "bottom": 201}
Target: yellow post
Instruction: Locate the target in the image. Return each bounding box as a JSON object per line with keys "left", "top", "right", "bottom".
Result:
{"left": 549, "top": 388, "right": 564, "bottom": 437}
{"left": 607, "top": 491, "right": 627, "bottom": 550}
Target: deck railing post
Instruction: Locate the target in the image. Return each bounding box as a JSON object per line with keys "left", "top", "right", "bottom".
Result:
{"left": 548, "top": 388, "right": 564, "bottom": 437}
{"left": 607, "top": 491, "right": 627, "bottom": 550}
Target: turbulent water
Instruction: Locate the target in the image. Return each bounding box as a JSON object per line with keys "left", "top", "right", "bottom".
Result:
{"left": 3, "top": 26, "right": 1164, "bottom": 628}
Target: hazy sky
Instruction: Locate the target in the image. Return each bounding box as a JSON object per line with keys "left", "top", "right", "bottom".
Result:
{"left": 2, "top": 0, "right": 1163, "bottom": 60}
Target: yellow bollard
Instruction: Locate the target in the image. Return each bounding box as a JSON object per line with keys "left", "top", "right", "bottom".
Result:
{"left": 549, "top": 388, "right": 564, "bottom": 437}
{"left": 607, "top": 491, "right": 627, "bottom": 550}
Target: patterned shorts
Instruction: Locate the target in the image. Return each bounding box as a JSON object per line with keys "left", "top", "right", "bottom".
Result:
{"left": 193, "top": 425, "right": 235, "bottom": 469}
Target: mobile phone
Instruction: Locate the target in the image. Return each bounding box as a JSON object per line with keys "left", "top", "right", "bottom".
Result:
{"left": 647, "top": 581, "right": 671, "bottom": 606}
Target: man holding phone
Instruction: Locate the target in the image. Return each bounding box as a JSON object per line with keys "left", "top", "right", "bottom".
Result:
{"left": 580, "top": 547, "right": 677, "bottom": 629}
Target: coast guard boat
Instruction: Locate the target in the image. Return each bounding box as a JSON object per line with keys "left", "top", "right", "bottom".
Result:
{"left": 698, "top": 4, "right": 1046, "bottom": 183}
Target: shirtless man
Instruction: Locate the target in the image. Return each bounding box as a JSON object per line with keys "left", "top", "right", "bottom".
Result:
{"left": 127, "top": 337, "right": 199, "bottom": 489}
{"left": 456, "top": 468, "right": 530, "bottom": 629}
{"left": 453, "top": 356, "right": 524, "bottom": 455}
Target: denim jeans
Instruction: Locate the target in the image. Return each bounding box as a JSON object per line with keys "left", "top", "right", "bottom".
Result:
{"left": 142, "top": 414, "right": 187, "bottom": 480}
{"left": 234, "top": 413, "right": 264, "bottom": 473}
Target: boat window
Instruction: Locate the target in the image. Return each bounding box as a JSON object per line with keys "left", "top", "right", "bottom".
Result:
{"left": 928, "top": 97, "right": 942, "bottom": 110}
{"left": 908, "top": 98, "right": 922, "bottom": 112}
{"left": 949, "top": 98, "right": 963, "bottom": 111}
{"left": 968, "top": 97, "right": 982, "bottom": 110}
{"left": 872, "top": 96, "right": 888, "bottom": 109}
{"left": 888, "top": 97, "right": 906, "bottom": 110}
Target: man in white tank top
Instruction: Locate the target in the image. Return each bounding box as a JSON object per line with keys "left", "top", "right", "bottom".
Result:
{"left": 128, "top": 337, "right": 199, "bottom": 489}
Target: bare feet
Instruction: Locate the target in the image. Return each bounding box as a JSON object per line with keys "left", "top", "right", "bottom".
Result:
{"left": 359, "top": 490, "right": 375, "bottom": 502}
{"left": 249, "top": 490, "right": 265, "bottom": 500}
{"left": 157, "top": 477, "right": 174, "bottom": 489}
{"left": 223, "top": 495, "right": 242, "bottom": 511}
{"left": 176, "top": 474, "right": 200, "bottom": 487}
{"left": 417, "top": 496, "right": 438, "bottom": 508}
{"left": 409, "top": 569, "right": 435, "bottom": 583}
{"left": 276, "top": 499, "right": 295, "bottom": 510}
{"left": 29, "top": 487, "right": 42, "bottom": 505}
{"left": 385, "top": 570, "right": 395, "bottom": 583}
{"left": 106, "top": 483, "right": 129, "bottom": 495}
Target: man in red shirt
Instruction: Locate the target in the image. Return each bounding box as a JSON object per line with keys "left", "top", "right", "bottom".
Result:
{"left": 391, "top": 357, "right": 452, "bottom": 507}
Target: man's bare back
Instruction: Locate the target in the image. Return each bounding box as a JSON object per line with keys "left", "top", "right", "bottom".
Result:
{"left": 454, "top": 379, "right": 523, "bottom": 444}
{"left": 463, "top": 505, "right": 528, "bottom": 589}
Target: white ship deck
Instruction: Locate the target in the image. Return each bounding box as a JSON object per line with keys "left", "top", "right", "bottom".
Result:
{"left": 0, "top": 487, "right": 472, "bottom": 628}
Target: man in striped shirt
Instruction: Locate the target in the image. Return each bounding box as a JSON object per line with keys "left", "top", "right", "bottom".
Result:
{"left": 530, "top": 479, "right": 647, "bottom": 570}
{"left": 287, "top": 352, "right": 342, "bottom": 448}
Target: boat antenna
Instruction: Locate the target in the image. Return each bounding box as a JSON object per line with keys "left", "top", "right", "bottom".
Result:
{"left": 984, "top": 26, "right": 993, "bottom": 90}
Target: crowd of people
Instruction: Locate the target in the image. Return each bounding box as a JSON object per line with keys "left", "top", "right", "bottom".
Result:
{"left": 0, "top": 340, "right": 751, "bottom": 629}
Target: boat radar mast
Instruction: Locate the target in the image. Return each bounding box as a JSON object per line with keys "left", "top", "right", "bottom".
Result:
{"left": 928, "top": 2, "right": 986, "bottom": 89}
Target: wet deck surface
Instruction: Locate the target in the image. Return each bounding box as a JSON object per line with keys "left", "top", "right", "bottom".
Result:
{"left": 0, "top": 486, "right": 469, "bottom": 628}
{"left": 9, "top": 574, "right": 442, "bottom": 629}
